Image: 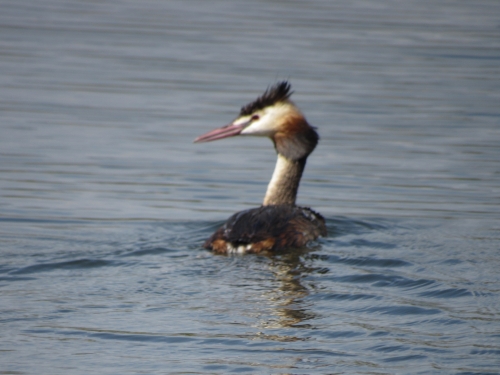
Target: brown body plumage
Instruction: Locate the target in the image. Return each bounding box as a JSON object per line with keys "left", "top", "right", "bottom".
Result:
{"left": 207, "top": 205, "right": 326, "bottom": 254}
{"left": 195, "top": 81, "right": 327, "bottom": 254}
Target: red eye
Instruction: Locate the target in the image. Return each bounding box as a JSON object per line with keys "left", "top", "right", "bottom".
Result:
{"left": 251, "top": 115, "right": 260, "bottom": 121}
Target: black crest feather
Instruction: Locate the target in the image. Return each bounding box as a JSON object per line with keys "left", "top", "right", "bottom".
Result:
{"left": 239, "top": 81, "right": 293, "bottom": 116}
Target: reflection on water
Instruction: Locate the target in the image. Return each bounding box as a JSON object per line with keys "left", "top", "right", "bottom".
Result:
{"left": 263, "top": 250, "right": 318, "bottom": 330}
{"left": 1, "top": 0, "right": 500, "bottom": 373}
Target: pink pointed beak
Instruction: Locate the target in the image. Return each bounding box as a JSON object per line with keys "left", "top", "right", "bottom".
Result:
{"left": 194, "top": 121, "right": 250, "bottom": 143}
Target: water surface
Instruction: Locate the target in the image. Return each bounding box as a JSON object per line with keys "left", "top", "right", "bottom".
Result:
{"left": 1, "top": 0, "right": 499, "bottom": 373}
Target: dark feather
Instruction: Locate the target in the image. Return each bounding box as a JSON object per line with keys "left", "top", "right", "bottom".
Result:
{"left": 239, "top": 81, "right": 293, "bottom": 116}
{"left": 205, "top": 205, "right": 327, "bottom": 253}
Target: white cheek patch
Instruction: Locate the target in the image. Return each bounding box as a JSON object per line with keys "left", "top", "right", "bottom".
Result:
{"left": 240, "top": 103, "right": 291, "bottom": 136}
{"left": 241, "top": 114, "right": 275, "bottom": 136}
{"left": 233, "top": 116, "right": 252, "bottom": 126}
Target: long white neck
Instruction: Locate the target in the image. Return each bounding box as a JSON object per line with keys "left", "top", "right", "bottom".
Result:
{"left": 263, "top": 154, "right": 306, "bottom": 206}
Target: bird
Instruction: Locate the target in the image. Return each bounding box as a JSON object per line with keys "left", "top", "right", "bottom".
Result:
{"left": 194, "top": 81, "right": 327, "bottom": 254}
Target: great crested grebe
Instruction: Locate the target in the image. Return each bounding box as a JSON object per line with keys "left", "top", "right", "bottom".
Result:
{"left": 195, "top": 81, "right": 327, "bottom": 254}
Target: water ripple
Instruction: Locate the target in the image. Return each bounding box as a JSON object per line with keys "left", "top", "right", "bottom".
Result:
{"left": 328, "top": 273, "right": 435, "bottom": 290}
{"left": 365, "top": 305, "right": 441, "bottom": 316}
{"left": 325, "top": 254, "right": 411, "bottom": 268}
{"left": 317, "top": 293, "right": 381, "bottom": 301}
{"left": 418, "top": 288, "right": 472, "bottom": 299}
{"left": 120, "top": 246, "right": 178, "bottom": 257}
{"left": 11, "top": 258, "right": 121, "bottom": 275}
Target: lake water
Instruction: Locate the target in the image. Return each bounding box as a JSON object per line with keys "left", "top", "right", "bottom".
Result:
{"left": 1, "top": 0, "right": 499, "bottom": 373}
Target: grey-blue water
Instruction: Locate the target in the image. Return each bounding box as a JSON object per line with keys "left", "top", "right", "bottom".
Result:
{"left": 1, "top": 1, "right": 499, "bottom": 374}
